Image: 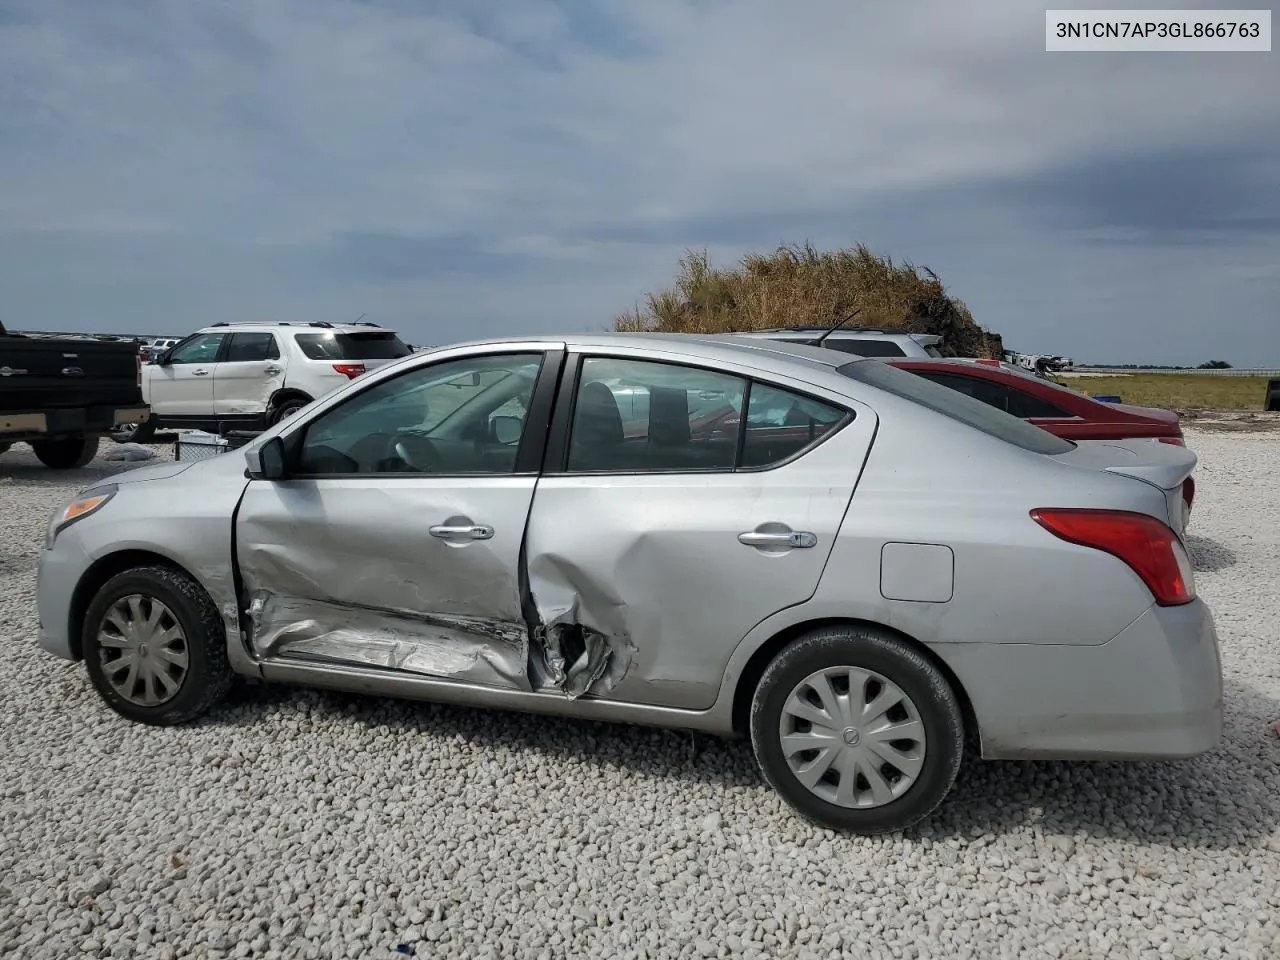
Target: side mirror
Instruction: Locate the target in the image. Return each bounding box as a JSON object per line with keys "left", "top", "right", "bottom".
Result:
{"left": 489, "top": 415, "right": 523, "bottom": 445}
{"left": 245, "top": 436, "right": 288, "bottom": 480}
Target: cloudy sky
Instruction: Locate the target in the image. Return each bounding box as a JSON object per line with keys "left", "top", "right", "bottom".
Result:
{"left": 1, "top": 1, "right": 1277, "bottom": 365}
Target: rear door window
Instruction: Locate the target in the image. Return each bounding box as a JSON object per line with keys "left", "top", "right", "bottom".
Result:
{"left": 225, "top": 332, "right": 281, "bottom": 362}
{"left": 294, "top": 332, "right": 413, "bottom": 361}
{"left": 839, "top": 359, "right": 1075, "bottom": 455}
{"left": 740, "top": 383, "right": 848, "bottom": 469}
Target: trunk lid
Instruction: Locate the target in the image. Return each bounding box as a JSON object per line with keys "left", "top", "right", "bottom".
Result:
{"left": 1049, "top": 438, "right": 1197, "bottom": 534}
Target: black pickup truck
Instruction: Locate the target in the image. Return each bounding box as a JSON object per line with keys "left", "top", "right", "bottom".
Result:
{"left": 0, "top": 320, "right": 151, "bottom": 469}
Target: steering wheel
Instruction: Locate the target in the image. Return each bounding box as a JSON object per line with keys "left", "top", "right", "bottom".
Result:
{"left": 388, "top": 432, "right": 443, "bottom": 473}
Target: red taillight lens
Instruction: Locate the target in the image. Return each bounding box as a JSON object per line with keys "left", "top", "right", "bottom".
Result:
{"left": 1030, "top": 508, "right": 1195, "bottom": 606}
{"left": 332, "top": 363, "right": 366, "bottom": 379}
{"left": 1158, "top": 436, "right": 1185, "bottom": 446}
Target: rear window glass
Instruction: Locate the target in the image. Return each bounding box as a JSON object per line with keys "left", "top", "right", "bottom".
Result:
{"left": 819, "top": 339, "right": 908, "bottom": 358}
{"left": 294, "top": 332, "right": 412, "bottom": 361}
{"left": 838, "top": 359, "right": 1075, "bottom": 455}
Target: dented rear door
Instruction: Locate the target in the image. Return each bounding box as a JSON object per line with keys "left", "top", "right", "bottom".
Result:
{"left": 233, "top": 346, "right": 564, "bottom": 690}
{"left": 522, "top": 352, "right": 877, "bottom": 710}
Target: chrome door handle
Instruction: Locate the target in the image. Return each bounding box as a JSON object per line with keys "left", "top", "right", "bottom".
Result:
{"left": 429, "top": 523, "right": 494, "bottom": 541}
{"left": 738, "top": 530, "right": 818, "bottom": 549}
{"left": 192, "top": 369, "right": 209, "bottom": 376}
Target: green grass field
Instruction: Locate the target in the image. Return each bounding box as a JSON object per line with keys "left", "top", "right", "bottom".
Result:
{"left": 1054, "top": 374, "right": 1273, "bottom": 411}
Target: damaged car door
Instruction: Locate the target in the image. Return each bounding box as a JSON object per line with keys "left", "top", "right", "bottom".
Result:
{"left": 234, "top": 347, "right": 561, "bottom": 690}
{"left": 523, "top": 353, "right": 875, "bottom": 709}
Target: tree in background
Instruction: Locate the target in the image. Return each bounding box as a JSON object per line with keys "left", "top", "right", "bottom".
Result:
{"left": 615, "top": 243, "right": 1004, "bottom": 358}
{"left": 1198, "top": 360, "right": 1232, "bottom": 369}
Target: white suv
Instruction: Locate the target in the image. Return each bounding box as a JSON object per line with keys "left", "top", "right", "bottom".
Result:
{"left": 733, "top": 327, "right": 945, "bottom": 359}
{"left": 131, "top": 321, "right": 412, "bottom": 439}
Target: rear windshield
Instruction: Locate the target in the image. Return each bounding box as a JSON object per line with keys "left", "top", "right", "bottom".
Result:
{"left": 838, "top": 359, "right": 1075, "bottom": 455}
{"left": 294, "top": 331, "right": 412, "bottom": 361}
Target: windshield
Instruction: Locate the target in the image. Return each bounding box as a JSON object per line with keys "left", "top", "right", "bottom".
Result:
{"left": 838, "top": 359, "right": 1075, "bottom": 455}
{"left": 294, "top": 331, "right": 412, "bottom": 361}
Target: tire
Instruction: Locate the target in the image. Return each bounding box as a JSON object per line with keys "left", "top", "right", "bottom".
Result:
{"left": 82, "top": 565, "right": 233, "bottom": 726}
{"left": 750, "top": 625, "right": 964, "bottom": 834}
{"left": 32, "top": 435, "right": 99, "bottom": 469}
{"left": 110, "top": 420, "right": 156, "bottom": 444}
{"left": 268, "top": 395, "right": 310, "bottom": 426}
{"left": 0, "top": 441, "right": 9, "bottom": 455}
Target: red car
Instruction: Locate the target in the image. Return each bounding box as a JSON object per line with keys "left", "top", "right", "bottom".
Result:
{"left": 887, "top": 357, "right": 1195, "bottom": 520}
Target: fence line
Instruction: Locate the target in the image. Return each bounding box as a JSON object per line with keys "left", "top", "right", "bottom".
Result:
{"left": 1070, "top": 367, "right": 1280, "bottom": 377}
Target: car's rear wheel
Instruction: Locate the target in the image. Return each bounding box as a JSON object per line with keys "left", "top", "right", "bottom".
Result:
{"left": 32, "top": 435, "right": 99, "bottom": 469}
{"left": 269, "top": 395, "right": 310, "bottom": 425}
{"left": 750, "top": 625, "right": 964, "bottom": 834}
{"left": 82, "top": 565, "right": 233, "bottom": 725}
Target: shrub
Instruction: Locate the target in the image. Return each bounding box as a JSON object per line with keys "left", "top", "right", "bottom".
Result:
{"left": 616, "top": 243, "right": 1003, "bottom": 358}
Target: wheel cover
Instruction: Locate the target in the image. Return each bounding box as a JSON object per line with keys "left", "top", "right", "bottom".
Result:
{"left": 778, "top": 666, "right": 926, "bottom": 809}
{"left": 96, "top": 595, "right": 190, "bottom": 707}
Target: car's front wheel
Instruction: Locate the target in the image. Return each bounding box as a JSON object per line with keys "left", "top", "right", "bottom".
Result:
{"left": 750, "top": 625, "right": 964, "bottom": 834}
{"left": 82, "top": 565, "right": 233, "bottom": 725}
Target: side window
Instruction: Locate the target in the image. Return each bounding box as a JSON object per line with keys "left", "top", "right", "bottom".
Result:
{"left": 296, "top": 353, "right": 544, "bottom": 476}
{"left": 914, "top": 371, "right": 1010, "bottom": 412}
{"left": 740, "top": 383, "right": 847, "bottom": 469}
{"left": 167, "top": 333, "right": 226, "bottom": 365}
{"left": 822, "top": 339, "right": 907, "bottom": 358}
{"left": 566, "top": 358, "right": 746, "bottom": 472}
{"left": 1006, "top": 388, "right": 1070, "bottom": 419}
{"left": 225, "top": 332, "right": 280, "bottom": 362}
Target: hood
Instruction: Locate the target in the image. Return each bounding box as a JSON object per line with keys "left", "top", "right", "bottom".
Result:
{"left": 108, "top": 449, "right": 249, "bottom": 487}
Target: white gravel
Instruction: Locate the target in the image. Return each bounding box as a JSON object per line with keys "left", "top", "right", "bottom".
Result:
{"left": 2, "top": 431, "right": 1279, "bottom": 960}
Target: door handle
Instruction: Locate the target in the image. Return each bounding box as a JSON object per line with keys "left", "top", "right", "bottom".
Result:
{"left": 192, "top": 369, "right": 209, "bottom": 376}
{"left": 738, "top": 530, "right": 818, "bottom": 549}
{"left": 429, "top": 523, "right": 494, "bottom": 542}
{"left": 264, "top": 365, "right": 282, "bottom": 375}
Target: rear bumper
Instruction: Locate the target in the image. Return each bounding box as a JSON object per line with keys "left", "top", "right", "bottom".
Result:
{"left": 0, "top": 405, "right": 149, "bottom": 441}
{"left": 935, "top": 599, "right": 1223, "bottom": 760}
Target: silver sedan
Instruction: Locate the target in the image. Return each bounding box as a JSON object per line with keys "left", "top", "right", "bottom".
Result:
{"left": 36, "top": 334, "right": 1221, "bottom": 833}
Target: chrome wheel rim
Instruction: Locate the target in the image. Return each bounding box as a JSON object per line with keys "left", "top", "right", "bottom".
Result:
{"left": 97, "top": 595, "right": 189, "bottom": 706}
{"left": 778, "top": 666, "right": 926, "bottom": 809}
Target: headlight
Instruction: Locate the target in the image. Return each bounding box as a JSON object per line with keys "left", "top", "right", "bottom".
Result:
{"left": 45, "top": 484, "right": 117, "bottom": 550}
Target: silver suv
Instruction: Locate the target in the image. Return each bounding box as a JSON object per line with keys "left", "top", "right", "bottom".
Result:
{"left": 734, "top": 327, "right": 944, "bottom": 359}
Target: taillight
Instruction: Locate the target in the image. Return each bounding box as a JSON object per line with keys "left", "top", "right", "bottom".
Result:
{"left": 1158, "top": 437, "right": 1185, "bottom": 446}
{"left": 332, "top": 363, "right": 366, "bottom": 379}
{"left": 1030, "top": 508, "right": 1195, "bottom": 606}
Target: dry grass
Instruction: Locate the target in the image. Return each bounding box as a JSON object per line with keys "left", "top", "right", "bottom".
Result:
{"left": 616, "top": 244, "right": 1003, "bottom": 357}
{"left": 1054, "top": 374, "right": 1273, "bottom": 411}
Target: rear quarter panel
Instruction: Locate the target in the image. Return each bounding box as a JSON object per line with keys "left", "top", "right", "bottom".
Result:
{"left": 808, "top": 398, "right": 1165, "bottom": 648}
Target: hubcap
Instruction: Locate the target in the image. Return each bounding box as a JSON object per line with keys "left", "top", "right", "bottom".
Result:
{"left": 96, "top": 595, "right": 189, "bottom": 707}
{"left": 778, "top": 666, "right": 926, "bottom": 809}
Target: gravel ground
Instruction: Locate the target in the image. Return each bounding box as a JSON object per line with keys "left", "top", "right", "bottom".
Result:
{"left": 2, "top": 431, "right": 1278, "bottom": 960}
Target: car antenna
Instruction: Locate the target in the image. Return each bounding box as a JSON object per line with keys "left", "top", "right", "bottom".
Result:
{"left": 813, "top": 306, "right": 862, "bottom": 347}
{"left": 353, "top": 312, "right": 367, "bottom": 324}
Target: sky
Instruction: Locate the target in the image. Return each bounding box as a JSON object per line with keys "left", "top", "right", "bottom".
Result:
{"left": 1, "top": 1, "right": 1277, "bottom": 365}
